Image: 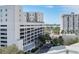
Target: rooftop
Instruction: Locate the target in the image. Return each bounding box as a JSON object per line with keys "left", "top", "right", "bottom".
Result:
{"left": 43, "top": 43, "right": 79, "bottom": 54}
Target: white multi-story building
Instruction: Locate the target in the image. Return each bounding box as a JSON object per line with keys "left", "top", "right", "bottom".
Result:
{"left": 62, "top": 12, "right": 79, "bottom": 34}
{"left": 0, "top": 5, "right": 44, "bottom": 52}
{"left": 19, "top": 12, "right": 44, "bottom": 52}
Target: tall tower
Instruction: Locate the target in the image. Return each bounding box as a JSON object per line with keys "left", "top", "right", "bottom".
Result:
{"left": 0, "top": 5, "right": 22, "bottom": 47}
{"left": 62, "top": 12, "right": 79, "bottom": 34}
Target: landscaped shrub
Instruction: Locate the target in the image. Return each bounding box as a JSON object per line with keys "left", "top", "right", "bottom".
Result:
{"left": 58, "top": 36, "right": 64, "bottom": 45}
{"left": 64, "top": 38, "right": 79, "bottom": 45}
{"left": 52, "top": 38, "right": 59, "bottom": 46}
{"left": 51, "top": 36, "right": 64, "bottom": 46}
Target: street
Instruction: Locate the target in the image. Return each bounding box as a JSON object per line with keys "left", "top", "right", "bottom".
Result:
{"left": 36, "top": 44, "right": 53, "bottom": 54}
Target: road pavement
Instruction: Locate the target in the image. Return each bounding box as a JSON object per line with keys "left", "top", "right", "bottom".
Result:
{"left": 35, "top": 44, "right": 53, "bottom": 54}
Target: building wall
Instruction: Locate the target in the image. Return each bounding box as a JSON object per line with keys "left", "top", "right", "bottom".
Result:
{"left": 20, "top": 12, "right": 44, "bottom": 52}
{"left": 0, "top": 5, "right": 44, "bottom": 52}
{"left": 62, "top": 12, "right": 79, "bottom": 34}
{"left": 0, "top": 6, "right": 21, "bottom": 47}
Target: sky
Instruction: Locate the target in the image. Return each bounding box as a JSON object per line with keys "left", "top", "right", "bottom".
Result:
{"left": 22, "top": 5, "right": 79, "bottom": 24}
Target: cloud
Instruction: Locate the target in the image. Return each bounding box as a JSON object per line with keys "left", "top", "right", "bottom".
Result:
{"left": 60, "top": 5, "right": 79, "bottom": 13}
{"left": 64, "top": 5, "right": 79, "bottom": 9}
{"left": 45, "top": 5, "right": 54, "bottom": 8}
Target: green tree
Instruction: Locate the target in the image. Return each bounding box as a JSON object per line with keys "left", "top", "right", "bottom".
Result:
{"left": 51, "top": 36, "right": 64, "bottom": 46}
{"left": 58, "top": 36, "right": 64, "bottom": 45}
{"left": 38, "top": 35, "right": 46, "bottom": 44}
{"left": 53, "top": 27, "right": 60, "bottom": 34}
{"left": 38, "top": 34, "right": 51, "bottom": 44}
{"left": 52, "top": 38, "right": 59, "bottom": 46}
{"left": 44, "top": 33, "right": 51, "bottom": 42}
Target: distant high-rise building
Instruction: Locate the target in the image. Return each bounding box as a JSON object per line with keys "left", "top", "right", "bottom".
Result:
{"left": 62, "top": 12, "right": 79, "bottom": 34}
{"left": 0, "top": 5, "right": 44, "bottom": 52}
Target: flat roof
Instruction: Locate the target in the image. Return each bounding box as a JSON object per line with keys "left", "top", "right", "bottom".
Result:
{"left": 44, "top": 43, "right": 79, "bottom": 54}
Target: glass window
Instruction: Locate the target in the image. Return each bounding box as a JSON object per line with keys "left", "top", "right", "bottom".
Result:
{"left": 0, "top": 33, "right": 7, "bottom": 35}
{"left": 1, "top": 41, "right": 7, "bottom": 43}
{"left": 19, "top": 14, "right": 21, "bottom": 16}
{"left": 1, "top": 45, "right": 5, "bottom": 47}
{"left": 5, "top": 14, "right": 7, "bottom": 16}
{"left": 0, "top": 37, "right": 7, "bottom": 39}
{"left": 0, "top": 29, "right": 7, "bottom": 31}
{"left": 1, "top": 14, "right": 2, "bottom": 17}
{"left": 20, "top": 36, "right": 24, "bottom": 39}
{"left": 0, "top": 25, "right": 7, "bottom": 27}
{"left": 5, "top": 9, "right": 7, "bottom": 12}
{"left": 27, "top": 41, "right": 30, "bottom": 44}
{"left": 5, "top": 19, "right": 7, "bottom": 22}
{"left": 0, "top": 9, "right": 2, "bottom": 12}
{"left": 19, "top": 9, "right": 21, "bottom": 12}
{"left": 20, "top": 28, "right": 24, "bottom": 31}
{"left": 0, "top": 19, "right": 2, "bottom": 22}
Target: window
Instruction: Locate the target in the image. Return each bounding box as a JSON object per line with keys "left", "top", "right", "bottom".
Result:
{"left": 1, "top": 41, "right": 7, "bottom": 43}
{"left": 1, "top": 15, "right": 2, "bottom": 17}
{"left": 31, "top": 30, "right": 34, "bottom": 32}
{"left": 27, "top": 31, "right": 30, "bottom": 33}
{"left": 27, "top": 25, "right": 30, "bottom": 26}
{"left": 1, "top": 45, "right": 5, "bottom": 47}
{"left": 0, "top": 19, "right": 2, "bottom": 22}
{"left": 0, "top": 25, "right": 7, "bottom": 27}
{"left": 35, "top": 29, "right": 38, "bottom": 31}
{"left": 5, "top": 14, "right": 7, "bottom": 16}
{"left": 31, "top": 28, "right": 33, "bottom": 29}
{"left": 31, "top": 36, "right": 34, "bottom": 38}
{"left": 35, "top": 32, "right": 37, "bottom": 34}
{"left": 27, "top": 41, "right": 30, "bottom": 44}
{"left": 35, "top": 35, "right": 37, "bottom": 37}
{"left": 20, "top": 28, "right": 24, "bottom": 31}
{"left": 27, "top": 38, "right": 30, "bottom": 40}
{"left": 31, "top": 33, "right": 33, "bottom": 35}
{"left": 19, "top": 14, "right": 21, "bottom": 16}
{"left": 0, "top": 33, "right": 7, "bottom": 35}
{"left": 31, "top": 39, "right": 34, "bottom": 42}
{"left": 20, "top": 33, "right": 24, "bottom": 35}
{"left": 0, "top": 9, "right": 2, "bottom": 12}
{"left": 0, "top": 29, "right": 7, "bottom": 31}
{"left": 27, "top": 28, "right": 30, "bottom": 30}
{"left": 23, "top": 43, "right": 26, "bottom": 45}
{"left": 1, "top": 37, "right": 7, "bottom": 39}
{"left": 24, "top": 39, "right": 27, "bottom": 41}
{"left": 27, "top": 34, "right": 30, "bottom": 37}
{"left": 5, "top": 19, "right": 7, "bottom": 22}
{"left": 5, "top": 9, "right": 7, "bottom": 12}
{"left": 20, "top": 36, "right": 24, "bottom": 39}
{"left": 19, "top": 9, "right": 21, "bottom": 12}
{"left": 20, "top": 25, "right": 24, "bottom": 27}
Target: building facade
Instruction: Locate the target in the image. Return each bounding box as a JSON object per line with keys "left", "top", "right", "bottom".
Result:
{"left": 62, "top": 12, "right": 79, "bottom": 34}
{"left": 0, "top": 5, "right": 44, "bottom": 52}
